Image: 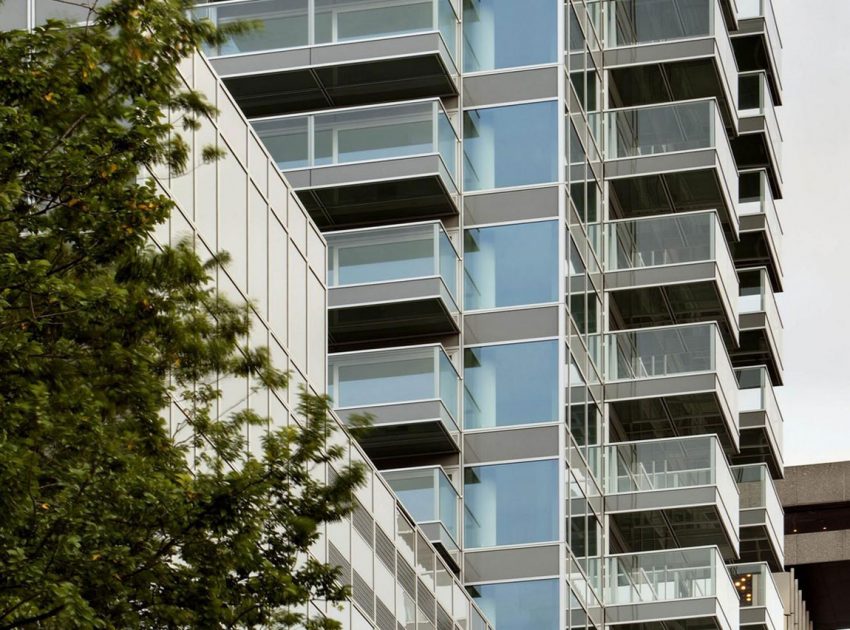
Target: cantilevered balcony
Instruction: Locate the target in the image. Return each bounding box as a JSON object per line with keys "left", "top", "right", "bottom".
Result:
{"left": 733, "top": 268, "right": 783, "bottom": 385}
{"left": 605, "top": 211, "right": 739, "bottom": 343}
{"left": 734, "top": 170, "right": 783, "bottom": 291}
{"left": 733, "top": 72, "right": 782, "bottom": 197}
{"left": 328, "top": 344, "right": 460, "bottom": 461}
{"left": 731, "top": 367, "right": 783, "bottom": 477}
{"left": 193, "top": 0, "right": 459, "bottom": 116}
{"left": 604, "top": 546, "right": 739, "bottom": 630}
{"left": 381, "top": 466, "right": 460, "bottom": 569}
{"left": 732, "top": 0, "right": 783, "bottom": 106}
{"left": 605, "top": 99, "right": 740, "bottom": 236}
{"left": 605, "top": 0, "right": 739, "bottom": 131}
{"left": 253, "top": 99, "right": 460, "bottom": 229}
{"left": 604, "top": 323, "right": 740, "bottom": 452}
{"left": 733, "top": 464, "right": 784, "bottom": 569}
{"left": 326, "top": 221, "right": 460, "bottom": 349}
{"left": 604, "top": 435, "right": 740, "bottom": 560}
{"left": 728, "top": 563, "right": 785, "bottom": 630}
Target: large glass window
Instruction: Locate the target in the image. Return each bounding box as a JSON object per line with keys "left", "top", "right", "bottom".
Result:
{"left": 462, "top": 0, "right": 557, "bottom": 72}
{"left": 469, "top": 579, "right": 559, "bottom": 630}
{"left": 464, "top": 221, "right": 558, "bottom": 310}
{"left": 464, "top": 460, "right": 558, "bottom": 548}
{"left": 463, "top": 102, "right": 558, "bottom": 191}
{"left": 464, "top": 341, "right": 559, "bottom": 429}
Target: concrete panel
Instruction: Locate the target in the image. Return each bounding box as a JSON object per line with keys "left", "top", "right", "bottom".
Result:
{"left": 605, "top": 149, "right": 719, "bottom": 179}
{"left": 464, "top": 306, "right": 559, "bottom": 345}
{"left": 464, "top": 186, "right": 560, "bottom": 225}
{"left": 604, "top": 37, "right": 718, "bottom": 67}
{"left": 464, "top": 545, "right": 560, "bottom": 583}
{"left": 464, "top": 425, "right": 560, "bottom": 464}
{"left": 463, "top": 66, "right": 558, "bottom": 108}
{"left": 778, "top": 461, "right": 850, "bottom": 506}
{"left": 605, "top": 261, "right": 719, "bottom": 290}
{"left": 329, "top": 277, "right": 450, "bottom": 309}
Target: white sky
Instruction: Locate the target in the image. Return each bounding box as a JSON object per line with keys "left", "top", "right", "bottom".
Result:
{"left": 775, "top": 0, "right": 850, "bottom": 465}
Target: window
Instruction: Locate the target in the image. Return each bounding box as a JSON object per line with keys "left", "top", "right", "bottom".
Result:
{"left": 464, "top": 460, "right": 558, "bottom": 548}
{"left": 463, "top": 102, "right": 558, "bottom": 191}
{"left": 464, "top": 341, "right": 559, "bottom": 429}
{"left": 469, "top": 579, "right": 559, "bottom": 630}
{"left": 464, "top": 221, "right": 558, "bottom": 310}
{"left": 462, "top": 0, "right": 557, "bottom": 72}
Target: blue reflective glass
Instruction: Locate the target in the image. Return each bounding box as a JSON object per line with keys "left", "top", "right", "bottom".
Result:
{"left": 464, "top": 341, "right": 559, "bottom": 429}
{"left": 462, "top": 0, "right": 557, "bottom": 72}
{"left": 463, "top": 102, "right": 558, "bottom": 191}
{"left": 464, "top": 460, "right": 558, "bottom": 548}
{"left": 464, "top": 221, "right": 558, "bottom": 310}
{"left": 470, "top": 579, "right": 559, "bottom": 630}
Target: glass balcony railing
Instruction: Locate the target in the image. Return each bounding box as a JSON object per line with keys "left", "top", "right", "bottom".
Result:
{"left": 605, "top": 210, "right": 738, "bottom": 310}
{"left": 252, "top": 99, "right": 459, "bottom": 183}
{"left": 739, "top": 268, "right": 783, "bottom": 346}
{"left": 729, "top": 563, "right": 784, "bottom": 630}
{"left": 736, "top": 366, "right": 783, "bottom": 452}
{"left": 328, "top": 343, "right": 460, "bottom": 427}
{"left": 739, "top": 71, "right": 783, "bottom": 166}
{"left": 381, "top": 466, "right": 459, "bottom": 544}
{"left": 605, "top": 546, "right": 738, "bottom": 620}
{"left": 733, "top": 464, "right": 783, "bottom": 545}
{"left": 605, "top": 322, "right": 737, "bottom": 389}
{"left": 737, "top": 0, "right": 782, "bottom": 72}
{"left": 193, "top": 0, "right": 459, "bottom": 63}
{"left": 739, "top": 169, "right": 782, "bottom": 258}
{"left": 326, "top": 221, "right": 459, "bottom": 305}
{"left": 605, "top": 0, "right": 738, "bottom": 102}
{"left": 604, "top": 435, "right": 738, "bottom": 502}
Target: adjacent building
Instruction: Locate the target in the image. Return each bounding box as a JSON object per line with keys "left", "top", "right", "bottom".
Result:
{"left": 2, "top": 1, "right": 822, "bottom": 630}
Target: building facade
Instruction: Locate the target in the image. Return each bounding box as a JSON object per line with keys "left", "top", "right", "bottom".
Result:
{"left": 1, "top": 0, "right": 815, "bottom": 629}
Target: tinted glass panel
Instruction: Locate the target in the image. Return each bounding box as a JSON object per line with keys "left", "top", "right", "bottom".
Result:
{"left": 470, "top": 579, "right": 559, "bottom": 630}
{"left": 463, "top": 102, "right": 558, "bottom": 191}
{"left": 464, "top": 341, "right": 559, "bottom": 429}
{"left": 464, "top": 221, "right": 558, "bottom": 310}
{"left": 464, "top": 460, "right": 558, "bottom": 548}
{"left": 462, "top": 0, "right": 557, "bottom": 72}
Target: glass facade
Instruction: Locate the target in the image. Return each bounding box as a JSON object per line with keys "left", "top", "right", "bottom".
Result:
{"left": 464, "top": 460, "right": 558, "bottom": 548}
{"left": 469, "top": 579, "right": 559, "bottom": 630}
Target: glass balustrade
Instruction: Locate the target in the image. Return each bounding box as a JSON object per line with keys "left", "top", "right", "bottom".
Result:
{"left": 326, "top": 221, "right": 459, "bottom": 304}
{"left": 604, "top": 435, "right": 736, "bottom": 499}
{"left": 328, "top": 344, "right": 460, "bottom": 428}
{"left": 729, "top": 563, "right": 784, "bottom": 630}
{"left": 252, "top": 100, "right": 458, "bottom": 183}
{"left": 605, "top": 546, "right": 738, "bottom": 621}
{"left": 738, "top": 268, "right": 783, "bottom": 347}
{"left": 382, "top": 466, "right": 459, "bottom": 543}
{"left": 736, "top": 0, "right": 782, "bottom": 72}
{"left": 194, "top": 0, "right": 459, "bottom": 63}
{"left": 605, "top": 211, "right": 737, "bottom": 310}
{"left": 736, "top": 366, "right": 783, "bottom": 452}
{"left": 739, "top": 72, "right": 783, "bottom": 166}
{"left": 733, "top": 464, "right": 783, "bottom": 545}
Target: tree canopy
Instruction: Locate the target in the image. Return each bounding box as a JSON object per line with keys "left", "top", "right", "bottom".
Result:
{"left": 0, "top": 2, "right": 363, "bottom": 627}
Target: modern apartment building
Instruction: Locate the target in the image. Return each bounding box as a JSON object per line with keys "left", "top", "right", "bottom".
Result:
{"left": 1, "top": 0, "right": 815, "bottom": 629}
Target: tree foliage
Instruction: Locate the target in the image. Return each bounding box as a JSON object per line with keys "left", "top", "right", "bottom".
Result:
{"left": 0, "top": 1, "right": 364, "bottom": 627}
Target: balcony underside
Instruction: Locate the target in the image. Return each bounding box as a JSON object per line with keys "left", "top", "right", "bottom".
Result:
{"left": 609, "top": 498, "right": 738, "bottom": 561}
{"left": 285, "top": 158, "right": 459, "bottom": 230}
{"left": 338, "top": 401, "right": 459, "bottom": 462}
{"left": 734, "top": 220, "right": 783, "bottom": 292}
{"left": 730, "top": 412, "right": 783, "bottom": 478}
{"left": 732, "top": 322, "right": 783, "bottom": 386}
{"left": 732, "top": 31, "right": 782, "bottom": 106}
{"left": 607, "top": 273, "right": 738, "bottom": 345}
{"left": 608, "top": 168, "right": 738, "bottom": 236}
{"left": 739, "top": 517, "right": 784, "bottom": 571}
{"left": 732, "top": 126, "right": 782, "bottom": 200}
{"left": 605, "top": 606, "right": 731, "bottom": 630}
{"left": 329, "top": 294, "right": 459, "bottom": 351}
{"left": 211, "top": 34, "right": 458, "bottom": 117}
{"left": 608, "top": 55, "right": 737, "bottom": 131}
{"left": 608, "top": 385, "right": 738, "bottom": 454}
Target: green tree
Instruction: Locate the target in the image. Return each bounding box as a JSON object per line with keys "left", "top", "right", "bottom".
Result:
{"left": 0, "top": 1, "right": 365, "bottom": 627}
